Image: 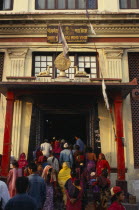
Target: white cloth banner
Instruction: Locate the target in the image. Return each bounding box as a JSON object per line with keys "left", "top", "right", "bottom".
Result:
{"left": 102, "top": 79, "right": 110, "bottom": 110}
{"left": 90, "top": 23, "right": 96, "bottom": 35}
{"left": 58, "top": 24, "right": 69, "bottom": 57}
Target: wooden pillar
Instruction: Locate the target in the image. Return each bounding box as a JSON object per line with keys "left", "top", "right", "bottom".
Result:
{"left": 114, "top": 97, "right": 127, "bottom": 192}
{"left": 0, "top": 91, "right": 14, "bottom": 177}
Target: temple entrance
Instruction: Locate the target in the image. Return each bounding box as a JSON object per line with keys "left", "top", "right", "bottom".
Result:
{"left": 28, "top": 93, "right": 101, "bottom": 160}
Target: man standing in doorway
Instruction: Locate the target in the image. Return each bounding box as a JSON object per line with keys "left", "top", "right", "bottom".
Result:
{"left": 75, "top": 135, "right": 85, "bottom": 152}
{"left": 59, "top": 143, "right": 73, "bottom": 168}
{"left": 40, "top": 139, "right": 52, "bottom": 158}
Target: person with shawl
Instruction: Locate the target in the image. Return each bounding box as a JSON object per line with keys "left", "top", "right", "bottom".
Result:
{"left": 42, "top": 167, "right": 54, "bottom": 210}
{"left": 96, "top": 153, "right": 110, "bottom": 176}
{"left": 7, "top": 160, "right": 22, "bottom": 197}
{"left": 18, "top": 153, "right": 28, "bottom": 176}
{"left": 42, "top": 165, "right": 57, "bottom": 185}
{"left": 65, "top": 170, "right": 83, "bottom": 210}
{"left": 58, "top": 162, "right": 71, "bottom": 204}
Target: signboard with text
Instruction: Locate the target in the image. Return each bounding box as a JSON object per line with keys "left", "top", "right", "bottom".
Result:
{"left": 47, "top": 25, "right": 88, "bottom": 43}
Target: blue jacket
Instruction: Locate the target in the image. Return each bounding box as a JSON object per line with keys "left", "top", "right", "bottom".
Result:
{"left": 4, "top": 193, "right": 37, "bottom": 210}
{"left": 76, "top": 138, "right": 85, "bottom": 152}
{"left": 28, "top": 174, "right": 46, "bottom": 209}
{"left": 59, "top": 149, "right": 73, "bottom": 167}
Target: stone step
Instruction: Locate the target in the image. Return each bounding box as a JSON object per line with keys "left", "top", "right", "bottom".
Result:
{"left": 85, "top": 202, "right": 139, "bottom": 210}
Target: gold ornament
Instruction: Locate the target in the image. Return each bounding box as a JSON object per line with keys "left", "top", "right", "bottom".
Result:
{"left": 54, "top": 52, "right": 71, "bottom": 71}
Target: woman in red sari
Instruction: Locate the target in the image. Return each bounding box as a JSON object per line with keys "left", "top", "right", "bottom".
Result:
{"left": 96, "top": 153, "right": 110, "bottom": 176}
{"left": 7, "top": 160, "right": 21, "bottom": 197}
{"left": 65, "top": 170, "right": 83, "bottom": 210}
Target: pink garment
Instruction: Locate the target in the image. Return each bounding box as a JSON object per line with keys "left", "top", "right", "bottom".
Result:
{"left": 7, "top": 168, "right": 21, "bottom": 197}
{"left": 42, "top": 165, "right": 56, "bottom": 183}
{"left": 18, "top": 153, "right": 28, "bottom": 169}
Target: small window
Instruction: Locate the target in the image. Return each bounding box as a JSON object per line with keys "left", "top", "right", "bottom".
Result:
{"left": 34, "top": 55, "right": 53, "bottom": 77}
{"left": 0, "top": 0, "right": 13, "bottom": 10}
{"left": 78, "top": 56, "right": 97, "bottom": 78}
{"left": 120, "top": 0, "right": 139, "bottom": 9}
{"left": 33, "top": 52, "right": 98, "bottom": 79}
{"left": 35, "top": 0, "right": 97, "bottom": 10}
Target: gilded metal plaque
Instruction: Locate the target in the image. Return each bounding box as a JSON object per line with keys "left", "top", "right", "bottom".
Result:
{"left": 54, "top": 53, "right": 71, "bottom": 71}
{"left": 47, "top": 25, "right": 88, "bottom": 43}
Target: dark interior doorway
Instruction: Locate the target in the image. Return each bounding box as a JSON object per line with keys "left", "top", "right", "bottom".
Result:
{"left": 43, "top": 114, "right": 86, "bottom": 144}
{"left": 28, "top": 94, "right": 101, "bottom": 161}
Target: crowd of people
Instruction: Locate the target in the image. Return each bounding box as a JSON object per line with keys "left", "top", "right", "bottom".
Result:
{"left": 0, "top": 135, "right": 125, "bottom": 210}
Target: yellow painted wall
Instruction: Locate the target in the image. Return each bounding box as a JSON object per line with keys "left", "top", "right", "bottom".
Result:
{"left": 0, "top": 0, "right": 138, "bottom": 14}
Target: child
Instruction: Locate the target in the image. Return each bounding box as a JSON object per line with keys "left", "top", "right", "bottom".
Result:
{"left": 108, "top": 186, "right": 125, "bottom": 210}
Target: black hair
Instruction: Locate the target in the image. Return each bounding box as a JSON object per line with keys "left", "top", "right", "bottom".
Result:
{"left": 44, "top": 139, "right": 49, "bottom": 143}
{"left": 69, "top": 144, "right": 73, "bottom": 150}
{"left": 28, "top": 162, "right": 37, "bottom": 172}
{"left": 37, "top": 163, "right": 42, "bottom": 167}
{"left": 111, "top": 191, "right": 123, "bottom": 204}
{"left": 70, "top": 170, "right": 77, "bottom": 178}
{"left": 88, "top": 147, "right": 93, "bottom": 153}
{"left": 74, "top": 179, "right": 80, "bottom": 186}
{"left": 16, "top": 177, "right": 29, "bottom": 194}
{"left": 75, "top": 135, "right": 80, "bottom": 138}
{"left": 12, "top": 160, "right": 19, "bottom": 168}
{"left": 46, "top": 168, "right": 52, "bottom": 184}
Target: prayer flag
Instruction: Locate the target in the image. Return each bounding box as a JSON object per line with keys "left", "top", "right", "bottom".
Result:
{"left": 89, "top": 23, "right": 96, "bottom": 35}
{"left": 102, "top": 79, "right": 110, "bottom": 110}
{"left": 58, "top": 24, "right": 69, "bottom": 57}
{"left": 85, "top": 8, "right": 96, "bottom": 35}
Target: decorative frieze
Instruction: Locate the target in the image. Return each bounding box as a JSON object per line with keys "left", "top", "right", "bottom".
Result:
{"left": 0, "top": 27, "right": 47, "bottom": 35}
{"left": 7, "top": 48, "right": 28, "bottom": 77}
{"left": 0, "top": 25, "right": 138, "bottom": 35}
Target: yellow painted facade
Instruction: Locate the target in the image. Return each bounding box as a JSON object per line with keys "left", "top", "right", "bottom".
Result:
{"left": 0, "top": 0, "right": 139, "bottom": 197}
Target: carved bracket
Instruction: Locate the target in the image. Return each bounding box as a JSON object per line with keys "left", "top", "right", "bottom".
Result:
{"left": 7, "top": 48, "right": 28, "bottom": 59}
{"left": 105, "top": 49, "right": 124, "bottom": 59}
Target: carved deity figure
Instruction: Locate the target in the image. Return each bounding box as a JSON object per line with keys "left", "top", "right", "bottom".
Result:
{"left": 38, "top": 65, "right": 51, "bottom": 76}
{"left": 74, "top": 66, "right": 87, "bottom": 76}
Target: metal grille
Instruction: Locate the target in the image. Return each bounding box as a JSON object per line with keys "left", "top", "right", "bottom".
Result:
{"left": 0, "top": 53, "right": 4, "bottom": 81}
{"left": 128, "top": 52, "right": 139, "bottom": 168}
